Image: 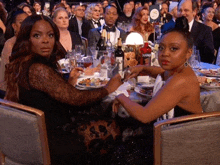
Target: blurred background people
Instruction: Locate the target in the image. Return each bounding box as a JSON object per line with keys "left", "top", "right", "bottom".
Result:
{"left": 135, "top": 2, "right": 142, "bottom": 11}
{"left": 33, "top": 1, "right": 42, "bottom": 15}
{"left": 68, "top": 5, "right": 85, "bottom": 36}
{"left": 214, "top": 6, "right": 220, "bottom": 26}
{"left": 52, "top": 7, "right": 82, "bottom": 52}
{"left": 0, "top": 8, "right": 28, "bottom": 90}
{"left": 82, "top": 3, "right": 104, "bottom": 38}
{"left": 117, "top": 2, "right": 133, "bottom": 25}
{"left": 201, "top": 3, "right": 220, "bottom": 62}
{"left": 178, "top": 0, "right": 215, "bottom": 63}
{"left": 130, "top": 7, "right": 155, "bottom": 42}
{"left": 0, "top": 2, "right": 7, "bottom": 54}
{"left": 160, "top": 1, "right": 172, "bottom": 23}
{"left": 102, "top": 0, "right": 109, "bottom": 8}
{"left": 88, "top": 5, "right": 127, "bottom": 47}
{"left": 161, "top": 2, "right": 178, "bottom": 33}
{"left": 22, "top": 4, "right": 35, "bottom": 16}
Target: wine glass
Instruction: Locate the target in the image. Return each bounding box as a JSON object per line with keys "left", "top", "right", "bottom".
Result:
{"left": 82, "top": 55, "right": 93, "bottom": 68}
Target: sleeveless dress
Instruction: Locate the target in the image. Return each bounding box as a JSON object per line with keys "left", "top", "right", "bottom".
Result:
{"left": 110, "top": 74, "right": 192, "bottom": 165}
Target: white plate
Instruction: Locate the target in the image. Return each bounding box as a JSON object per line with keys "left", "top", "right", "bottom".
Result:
{"left": 76, "top": 77, "right": 109, "bottom": 89}
{"left": 200, "top": 84, "right": 220, "bottom": 90}
{"left": 200, "top": 77, "right": 220, "bottom": 90}
{"left": 134, "top": 87, "right": 152, "bottom": 97}
{"left": 199, "top": 69, "right": 220, "bottom": 77}
{"left": 137, "top": 82, "right": 155, "bottom": 88}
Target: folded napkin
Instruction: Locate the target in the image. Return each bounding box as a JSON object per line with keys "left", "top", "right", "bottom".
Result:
{"left": 113, "top": 81, "right": 130, "bottom": 97}
{"left": 153, "top": 74, "right": 174, "bottom": 121}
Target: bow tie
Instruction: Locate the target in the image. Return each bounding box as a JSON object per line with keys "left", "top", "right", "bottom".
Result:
{"left": 92, "top": 20, "right": 101, "bottom": 27}
{"left": 103, "top": 25, "right": 116, "bottom": 32}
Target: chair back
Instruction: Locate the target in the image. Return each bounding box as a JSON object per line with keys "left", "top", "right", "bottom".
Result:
{"left": 154, "top": 112, "right": 220, "bottom": 165}
{"left": 81, "top": 36, "right": 88, "bottom": 54}
{"left": 0, "top": 99, "right": 50, "bottom": 165}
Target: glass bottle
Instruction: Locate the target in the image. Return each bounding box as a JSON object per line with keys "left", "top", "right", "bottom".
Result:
{"left": 114, "top": 38, "right": 124, "bottom": 77}
{"left": 140, "top": 42, "right": 152, "bottom": 66}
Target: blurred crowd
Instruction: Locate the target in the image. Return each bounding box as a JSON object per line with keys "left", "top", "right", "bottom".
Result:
{"left": 0, "top": 0, "right": 220, "bottom": 83}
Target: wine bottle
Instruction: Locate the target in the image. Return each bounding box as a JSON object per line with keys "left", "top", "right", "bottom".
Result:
{"left": 162, "top": 13, "right": 167, "bottom": 24}
{"left": 114, "top": 38, "right": 124, "bottom": 77}
{"left": 106, "top": 32, "right": 112, "bottom": 51}
{"left": 96, "top": 29, "right": 106, "bottom": 51}
{"left": 96, "top": 29, "right": 107, "bottom": 59}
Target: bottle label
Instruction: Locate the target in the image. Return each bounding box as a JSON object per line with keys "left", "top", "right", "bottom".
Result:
{"left": 142, "top": 53, "right": 151, "bottom": 66}
{"left": 116, "top": 57, "right": 123, "bottom": 71}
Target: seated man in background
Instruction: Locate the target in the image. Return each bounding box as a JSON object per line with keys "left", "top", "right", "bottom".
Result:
{"left": 213, "top": 6, "right": 220, "bottom": 26}
{"left": 161, "top": 2, "right": 178, "bottom": 33}
{"left": 68, "top": 4, "right": 85, "bottom": 36}
{"left": 178, "top": 0, "right": 215, "bottom": 63}
{"left": 88, "top": 5, "right": 127, "bottom": 48}
{"left": 117, "top": 3, "right": 133, "bottom": 26}
{"left": 160, "top": 1, "right": 172, "bottom": 23}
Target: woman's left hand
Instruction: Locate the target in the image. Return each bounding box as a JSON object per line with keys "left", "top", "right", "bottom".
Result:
{"left": 68, "top": 67, "right": 84, "bottom": 86}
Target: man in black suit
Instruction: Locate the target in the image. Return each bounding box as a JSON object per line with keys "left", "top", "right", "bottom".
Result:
{"left": 68, "top": 5, "right": 85, "bottom": 36}
{"left": 88, "top": 5, "right": 127, "bottom": 48}
{"left": 178, "top": 0, "right": 215, "bottom": 64}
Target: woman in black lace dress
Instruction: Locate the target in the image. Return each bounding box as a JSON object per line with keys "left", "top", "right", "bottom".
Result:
{"left": 4, "top": 15, "right": 122, "bottom": 164}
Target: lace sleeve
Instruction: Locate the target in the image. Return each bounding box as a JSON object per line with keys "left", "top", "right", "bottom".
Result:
{"left": 28, "top": 63, "right": 108, "bottom": 106}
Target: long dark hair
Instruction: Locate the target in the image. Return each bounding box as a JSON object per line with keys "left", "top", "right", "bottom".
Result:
{"left": 5, "top": 15, "right": 66, "bottom": 102}
{"left": 4, "top": 8, "right": 26, "bottom": 40}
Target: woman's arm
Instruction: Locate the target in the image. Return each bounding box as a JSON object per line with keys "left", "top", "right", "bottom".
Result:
{"left": 128, "top": 65, "right": 164, "bottom": 79}
{"left": 28, "top": 63, "right": 122, "bottom": 106}
{"left": 114, "top": 75, "right": 189, "bottom": 123}
{"left": 0, "top": 19, "right": 6, "bottom": 33}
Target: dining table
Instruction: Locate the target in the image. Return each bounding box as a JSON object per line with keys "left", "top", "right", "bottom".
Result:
{"left": 75, "top": 61, "right": 220, "bottom": 117}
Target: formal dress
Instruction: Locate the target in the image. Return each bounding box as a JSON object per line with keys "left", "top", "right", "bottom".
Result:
{"left": 17, "top": 55, "right": 116, "bottom": 164}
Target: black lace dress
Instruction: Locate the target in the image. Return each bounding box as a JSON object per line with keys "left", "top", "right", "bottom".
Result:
{"left": 17, "top": 56, "right": 120, "bottom": 164}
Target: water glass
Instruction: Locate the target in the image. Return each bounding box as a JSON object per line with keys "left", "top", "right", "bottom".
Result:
{"left": 189, "top": 50, "right": 201, "bottom": 70}
{"left": 75, "top": 45, "right": 83, "bottom": 56}
{"left": 69, "top": 54, "right": 76, "bottom": 70}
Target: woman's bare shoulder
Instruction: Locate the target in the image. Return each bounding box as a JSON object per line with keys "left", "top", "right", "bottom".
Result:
{"left": 167, "top": 68, "right": 199, "bottom": 89}
{"left": 5, "top": 36, "right": 16, "bottom": 46}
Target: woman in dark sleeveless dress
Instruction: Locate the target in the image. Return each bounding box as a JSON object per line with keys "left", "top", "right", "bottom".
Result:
{"left": 112, "top": 17, "right": 203, "bottom": 164}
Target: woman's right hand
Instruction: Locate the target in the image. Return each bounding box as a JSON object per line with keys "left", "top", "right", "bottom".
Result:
{"left": 68, "top": 67, "right": 84, "bottom": 86}
{"left": 127, "top": 65, "right": 144, "bottom": 79}
{"left": 104, "top": 73, "right": 123, "bottom": 94}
